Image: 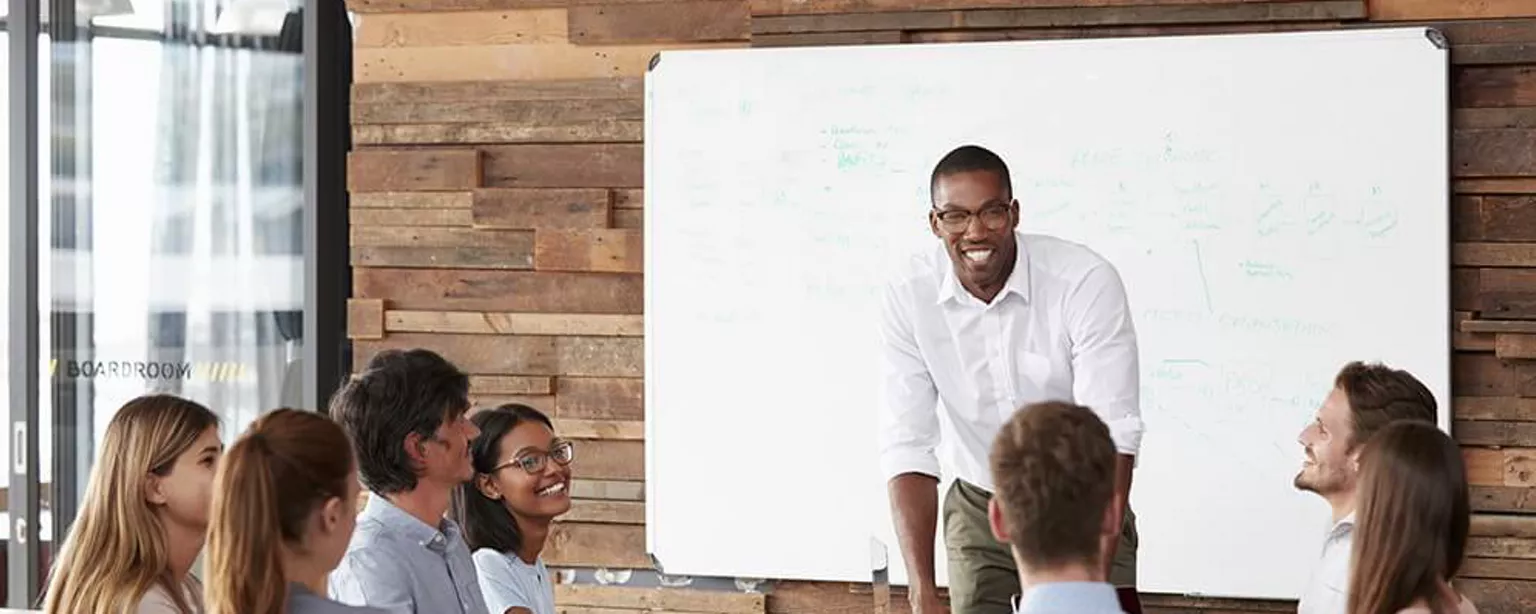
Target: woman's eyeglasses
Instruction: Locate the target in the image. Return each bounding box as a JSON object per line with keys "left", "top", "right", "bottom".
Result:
{"left": 490, "top": 440, "right": 575, "bottom": 475}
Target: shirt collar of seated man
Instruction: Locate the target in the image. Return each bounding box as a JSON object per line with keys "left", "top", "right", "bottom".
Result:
{"left": 987, "top": 401, "right": 1128, "bottom": 614}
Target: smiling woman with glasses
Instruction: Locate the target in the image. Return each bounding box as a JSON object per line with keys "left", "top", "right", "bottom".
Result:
{"left": 451, "top": 404, "right": 575, "bottom": 614}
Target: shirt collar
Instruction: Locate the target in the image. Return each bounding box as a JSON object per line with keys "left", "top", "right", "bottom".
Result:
{"left": 937, "top": 230, "right": 1032, "bottom": 306}
{"left": 1331, "top": 511, "right": 1356, "bottom": 536}
{"left": 362, "top": 492, "right": 462, "bottom": 552}
{"left": 1013, "top": 582, "right": 1124, "bottom": 614}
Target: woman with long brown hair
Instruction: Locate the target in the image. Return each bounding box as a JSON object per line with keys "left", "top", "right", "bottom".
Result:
{"left": 1348, "top": 420, "right": 1478, "bottom": 614}
{"left": 42, "top": 394, "right": 223, "bottom": 614}
{"left": 203, "top": 408, "right": 384, "bottom": 614}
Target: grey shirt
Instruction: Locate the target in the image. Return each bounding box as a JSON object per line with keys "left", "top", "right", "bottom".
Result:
{"left": 291, "top": 583, "right": 388, "bottom": 614}
{"left": 1297, "top": 513, "right": 1354, "bottom": 614}
{"left": 328, "top": 495, "right": 491, "bottom": 614}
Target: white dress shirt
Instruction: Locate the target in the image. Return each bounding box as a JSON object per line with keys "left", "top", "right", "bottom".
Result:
{"left": 879, "top": 231, "right": 1143, "bottom": 492}
{"left": 1297, "top": 513, "right": 1354, "bottom": 614}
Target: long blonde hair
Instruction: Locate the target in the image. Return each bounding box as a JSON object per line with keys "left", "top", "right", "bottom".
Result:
{"left": 204, "top": 409, "right": 355, "bottom": 614}
{"left": 42, "top": 394, "right": 219, "bottom": 614}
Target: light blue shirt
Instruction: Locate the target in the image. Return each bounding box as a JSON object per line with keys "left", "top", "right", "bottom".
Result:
{"left": 329, "top": 495, "right": 491, "bottom": 614}
{"left": 1013, "top": 582, "right": 1127, "bottom": 614}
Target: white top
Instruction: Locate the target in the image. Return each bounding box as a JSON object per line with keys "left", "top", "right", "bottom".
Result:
{"left": 878, "top": 232, "right": 1144, "bottom": 492}
{"left": 1297, "top": 513, "right": 1354, "bottom": 614}
{"left": 471, "top": 549, "right": 556, "bottom": 614}
{"left": 137, "top": 576, "right": 204, "bottom": 614}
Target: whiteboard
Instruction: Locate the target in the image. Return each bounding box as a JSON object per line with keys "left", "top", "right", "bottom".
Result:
{"left": 644, "top": 28, "right": 1449, "bottom": 600}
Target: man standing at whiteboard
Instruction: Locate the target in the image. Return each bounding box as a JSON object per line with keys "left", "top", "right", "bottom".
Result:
{"left": 880, "top": 144, "right": 1144, "bottom": 614}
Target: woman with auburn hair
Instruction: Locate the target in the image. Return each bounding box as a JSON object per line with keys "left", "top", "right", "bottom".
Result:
{"left": 203, "top": 408, "right": 384, "bottom": 614}
{"left": 1349, "top": 420, "right": 1478, "bottom": 614}
{"left": 42, "top": 394, "right": 223, "bottom": 614}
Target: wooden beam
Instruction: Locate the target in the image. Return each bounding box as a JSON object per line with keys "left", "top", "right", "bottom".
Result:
{"left": 906, "top": 21, "right": 1332, "bottom": 45}
{"left": 557, "top": 584, "right": 766, "bottom": 613}
{"left": 470, "top": 375, "right": 554, "bottom": 395}
{"left": 1370, "top": 0, "right": 1536, "bottom": 21}
{"left": 1457, "top": 578, "right": 1536, "bottom": 613}
{"left": 1473, "top": 485, "right": 1536, "bottom": 512}
{"left": 1458, "top": 421, "right": 1536, "bottom": 448}
{"left": 1462, "top": 557, "right": 1536, "bottom": 580}
{"left": 1456, "top": 108, "right": 1536, "bottom": 130}
{"left": 348, "top": 149, "right": 482, "bottom": 192}
{"left": 556, "top": 377, "right": 645, "bottom": 421}
{"left": 1499, "top": 334, "right": 1536, "bottom": 360}
{"left": 1454, "top": 354, "right": 1532, "bottom": 398}
{"left": 1463, "top": 447, "right": 1536, "bottom": 486}
{"left": 569, "top": 0, "right": 751, "bottom": 44}
{"left": 350, "top": 208, "right": 475, "bottom": 226}
{"left": 355, "top": 93, "right": 642, "bottom": 126}
{"left": 571, "top": 439, "right": 643, "bottom": 480}
{"left": 753, "top": 30, "right": 905, "bottom": 47}
{"left": 1454, "top": 129, "right": 1536, "bottom": 177}
{"left": 535, "top": 229, "right": 644, "bottom": 273}
{"left": 612, "top": 209, "right": 643, "bottom": 229}
{"left": 1455, "top": 267, "right": 1481, "bottom": 311}
{"left": 353, "top": 77, "right": 643, "bottom": 105}
{"left": 471, "top": 395, "right": 556, "bottom": 412}
{"left": 1455, "top": 196, "right": 1536, "bottom": 242}
{"left": 474, "top": 188, "right": 612, "bottom": 230}
{"left": 546, "top": 522, "right": 650, "bottom": 568}
{"left": 558, "top": 418, "right": 644, "bottom": 440}
{"left": 750, "top": 0, "right": 1302, "bottom": 16}
{"left": 1457, "top": 67, "right": 1536, "bottom": 108}
{"left": 354, "top": 8, "right": 567, "bottom": 47}
{"left": 563, "top": 499, "right": 645, "bottom": 524}
{"left": 1464, "top": 320, "right": 1536, "bottom": 334}
{"left": 351, "top": 191, "right": 473, "bottom": 209}
{"left": 1456, "top": 243, "right": 1536, "bottom": 267}
{"left": 354, "top": 333, "right": 559, "bottom": 375}
{"left": 1456, "top": 396, "right": 1536, "bottom": 422}
{"left": 354, "top": 120, "right": 644, "bottom": 146}
{"left": 613, "top": 188, "right": 644, "bottom": 209}
{"left": 386, "top": 311, "right": 644, "bottom": 336}
{"left": 355, "top": 42, "right": 743, "bottom": 83}
{"left": 557, "top": 336, "right": 643, "bottom": 377}
{"left": 1456, "top": 178, "right": 1536, "bottom": 194}
{"left": 351, "top": 226, "right": 533, "bottom": 248}
{"left": 354, "top": 269, "right": 642, "bottom": 313}
{"left": 1479, "top": 268, "right": 1536, "bottom": 320}
{"left": 351, "top": 246, "right": 535, "bottom": 270}
{"left": 482, "top": 144, "right": 643, "bottom": 188}
{"left": 1456, "top": 310, "right": 1498, "bottom": 353}
{"left": 570, "top": 478, "right": 644, "bottom": 501}
{"left": 347, "top": 299, "right": 386, "bottom": 340}
{"left": 1468, "top": 535, "right": 1536, "bottom": 558}
{"left": 751, "top": 1, "right": 1362, "bottom": 34}
{"left": 1473, "top": 513, "right": 1536, "bottom": 538}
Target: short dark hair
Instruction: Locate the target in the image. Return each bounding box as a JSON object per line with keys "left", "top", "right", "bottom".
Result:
{"left": 990, "top": 401, "right": 1115, "bottom": 571}
{"left": 1333, "top": 361, "right": 1437, "bottom": 449}
{"left": 328, "top": 348, "right": 470, "bottom": 494}
{"left": 931, "top": 145, "right": 1013, "bottom": 203}
{"left": 452, "top": 404, "right": 555, "bottom": 554}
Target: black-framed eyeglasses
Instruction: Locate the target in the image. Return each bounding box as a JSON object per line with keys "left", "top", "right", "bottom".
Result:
{"left": 490, "top": 440, "right": 575, "bottom": 475}
{"left": 933, "top": 203, "right": 1012, "bottom": 233}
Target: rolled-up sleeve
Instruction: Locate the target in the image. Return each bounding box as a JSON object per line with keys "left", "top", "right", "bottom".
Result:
{"left": 1066, "top": 261, "right": 1144, "bottom": 456}
{"left": 878, "top": 280, "right": 942, "bottom": 481}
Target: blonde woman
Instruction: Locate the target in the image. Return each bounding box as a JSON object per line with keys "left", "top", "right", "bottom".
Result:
{"left": 42, "top": 394, "right": 223, "bottom": 614}
{"left": 204, "top": 408, "right": 384, "bottom": 614}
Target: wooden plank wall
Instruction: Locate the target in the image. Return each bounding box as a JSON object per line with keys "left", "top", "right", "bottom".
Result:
{"left": 343, "top": 0, "right": 1536, "bottom": 612}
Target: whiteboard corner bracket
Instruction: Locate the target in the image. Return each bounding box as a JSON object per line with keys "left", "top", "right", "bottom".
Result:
{"left": 1424, "top": 28, "right": 1448, "bottom": 50}
{"left": 649, "top": 52, "right": 663, "bottom": 72}
{"left": 648, "top": 553, "right": 666, "bottom": 574}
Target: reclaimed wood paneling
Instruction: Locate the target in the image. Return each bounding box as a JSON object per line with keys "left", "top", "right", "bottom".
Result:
{"left": 1456, "top": 108, "right": 1536, "bottom": 129}
{"left": 1456, "top": 243, "right": 1536, "bottom": 267}
{"left": 569, "top": 0, "right": 751, "bottom": 43}
{"left": 751, "top": 1, "right": 1363, "bottom": 34}
{"left": 1465, "top": 320, "right": 1536, "bottom": 334}
{"left": 1464, "top": 448, "right": 1536, "bottom": 486}
{"left": 557, "top": 336, "right": 644, "bottom": 377}
{"left": 474, "top": 188, "right": 613, "bottom": 229}
{"left": 355, "top": 268, "right": 643, "bottom": 313}
{"left": 348, "top": 149, "right": 482, "bottom": 192}
{"left": 1458, "top": 67, "right": 1536, "bottom": 107}
{"left": 556, "top": 377, "right": 645, "bottom": 421}
{"left": 470, "top": 374, "right": 554, "bottom": 395}
{"left": 351, "top": 246, "right": 535, "bottom": 269}
{"left": 1370, "top": 0, "right": 1536, "bottom": 21}
{"left": 535, "top": 229, "right": 644, "bottom": 273}
{"left": 612, "top": 208, "right": 644, "bottom": 229}
{"left": 351, "top": 191, "right": 474, "bottom": 208}
{"left": 750, "top": 0, "right": 1290, "bottom": 15}
{"left": 386, "top": 310, "right": 644, "bottom": 335}
{"left": 353, "top": 120, "right": 643, "bottom": 145}
{"left": 571, "top": 439, "right": 644, "bottom": 480}
{"left": 482, "top": 144, "right": 644, "bottom": 188}
{"left": 354, "top": 8, "right": 568, "bottom": 47}
{"left": 1455, "top": 129, "right": 1536, "bottom": 177}
{"left": 356, "top": 97, "right": 643, "bottom": 125}
{"left": 1457, "top": 396, "right": 1536, "bottom": 421}
{"left": 353, "top": 77, "right": 643, "bottom": 105}
{"left": 356, "top": 42, "right": 742, "bottom": 83}
{"left": 356, "top": 333, "right": 559, "bottom": 374}
{"left": 1456, "top": 196, "right": 1536, "bottom": 242}
{"left": 570, "top": 478, "right": 644, "bottom": 501}
{"left": 1479, "top": 268, "right": 1536, "bottom": 320}
{"left": 564, "top": 499, "right": 646, "bottom": 524}
{"left": 350, "top": 207, "right": 475, "bottom": 226}
{"left": 560, "top": 418, "right": 645, "bottom": 440}
{"left": 753, "top": 29, "right": 905, "bottom": 46}
{"left": 546, "top": 522, "right": 649, "bottom": 568}
{"left": 1459, "top": 421, "right": 1536, "bottom": 447}
{"left": 347, "top": 299, "right": 386, "bottom": 340}
{"left": 557, "top": 584, "right": 765, "bottom": 613}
